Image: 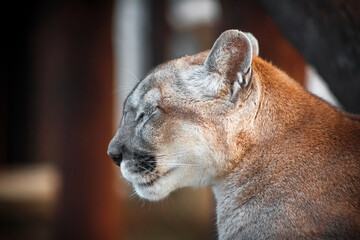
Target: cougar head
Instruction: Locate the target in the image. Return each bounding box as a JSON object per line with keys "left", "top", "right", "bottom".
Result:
{"left": 108, "top": 30, "right": 260, "bottom": 200}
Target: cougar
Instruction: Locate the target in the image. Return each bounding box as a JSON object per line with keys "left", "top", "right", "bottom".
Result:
{"left": 108, "top": 30, "right": 360, "bottom": 239}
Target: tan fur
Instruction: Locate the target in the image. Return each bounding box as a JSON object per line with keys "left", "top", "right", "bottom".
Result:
{"left": 230, "top": 56, "right": 360, "bottom": 237}
{"left": 108, "top": 30, "right": 360, "bottom": 239}
{"left": 158, "top": 54, "right": 360, "bottom": 237}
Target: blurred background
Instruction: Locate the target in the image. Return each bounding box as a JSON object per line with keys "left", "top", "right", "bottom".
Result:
{"left": 1, "top": 0, "right": 359, "bottom": 239}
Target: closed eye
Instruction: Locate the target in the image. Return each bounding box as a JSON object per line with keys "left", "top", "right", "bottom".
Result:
{"left": 135, "top": 112, "right": 145, "bottom": 122}
{"left": 135, "top": 106, "right": 160, "bottom": 122}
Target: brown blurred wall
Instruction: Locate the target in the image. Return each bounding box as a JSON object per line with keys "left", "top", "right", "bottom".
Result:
{"left": 32, "top": 1, "right": 122, "bottom": 239}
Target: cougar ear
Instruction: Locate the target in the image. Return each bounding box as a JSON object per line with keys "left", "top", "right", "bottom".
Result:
{"left": 204, "top": 30, "right": 258, "bottom": 101}
{"left": 244, "top": 32, "right": 259, "bottom": 56}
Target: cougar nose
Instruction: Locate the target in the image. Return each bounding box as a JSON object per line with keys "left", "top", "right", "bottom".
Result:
{"left": 107, "top": 141, "right": 123, "bottom": 166}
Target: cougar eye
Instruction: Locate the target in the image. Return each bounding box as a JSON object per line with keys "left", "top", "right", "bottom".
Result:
{"left": 136, "top": 105, "right": 161, "bottom": 122}
{"left": 136, "top": 112, "right": 145, "bottom": 122}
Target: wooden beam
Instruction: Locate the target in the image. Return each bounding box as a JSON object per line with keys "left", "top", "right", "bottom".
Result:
{"left": 33, "top": 1, "right": 122, "bottom": 239}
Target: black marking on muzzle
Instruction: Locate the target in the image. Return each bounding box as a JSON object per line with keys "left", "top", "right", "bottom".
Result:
{"left": 133, "top": 152, "right": 156, "bottom": 173}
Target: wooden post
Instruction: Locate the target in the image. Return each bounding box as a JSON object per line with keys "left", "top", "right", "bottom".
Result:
{"left": 33, "top": 1, "right": 122, "bottom": 239}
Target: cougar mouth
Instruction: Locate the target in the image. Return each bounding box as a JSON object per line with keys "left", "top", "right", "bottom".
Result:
{"left": 137, "top": 167, "right": 177, "bottom": 188}
{"left": 138, "top": 175, "right": 161, "bottom": 187}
